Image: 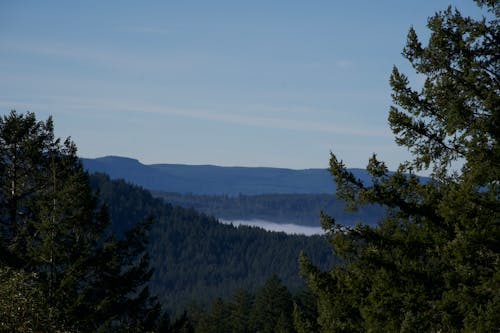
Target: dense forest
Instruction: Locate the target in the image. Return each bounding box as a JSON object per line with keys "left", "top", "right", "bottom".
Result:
{"left": 186, "top": 275, "right": 319, "bottom": 333}
{"left": 1, "top": 1, "right": 498, "bottom": 332}
{"left": 90, "top": 173, "right": 333, "bottom": 314}
{"left": 151, "top": 191, "right": 383, "bottom": 227}
{"left": 0, "top": 111, "right": 332, "bottom": 332}
{"left": 90, "top": 174, "right": 332, "bottom": 313}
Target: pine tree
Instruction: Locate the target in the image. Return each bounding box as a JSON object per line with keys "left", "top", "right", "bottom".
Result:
{"left": 0, "top": 110, "right": 163, "bottom": 332}
{"left": 251, "top": 275, "right": 295, "bottom": 333}
{"left": 0, "top": 266, "right": 63, "bottom": 332}
{"left": 300, "top": 1, "right": 499, "bottom": 332}
{"left": 292, "top": 289, "right": 319, "bottom": 333}
{"left": 0, "top": 111, "right": 58, "bottom": 267}
{"left": 202, "top": 297, "right": 231, "bottom": 333}
{"left": 228, "top": 289, "right": 253, "bottom": 333}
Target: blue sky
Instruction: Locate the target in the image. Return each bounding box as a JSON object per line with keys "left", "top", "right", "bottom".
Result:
{"left": 0, "top": 1, "right": 483, "bottom": 170}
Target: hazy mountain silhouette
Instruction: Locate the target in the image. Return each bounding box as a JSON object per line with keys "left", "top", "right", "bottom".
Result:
{"left": 81, "top": 156, "right": 373, "bottom": 195}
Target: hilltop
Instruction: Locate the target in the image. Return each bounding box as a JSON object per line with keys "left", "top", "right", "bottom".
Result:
{"left": 81, "top": 155, "right": 373, "bottom": 195}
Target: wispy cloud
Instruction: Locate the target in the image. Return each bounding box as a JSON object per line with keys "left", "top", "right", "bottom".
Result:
{"left": 115, "top": 26, "right": 171, "bottom": 36}
{"left": 0, "top": 40, "right": 140, "bottom": 68}
{"left": 0, "top": 40, "right": 195, "bottom": 74}
{"left": 0, "top": 95, "right": 392, "bottom": 138}
{"left": 336, "top": 60, "right": 353, "bottom": 68}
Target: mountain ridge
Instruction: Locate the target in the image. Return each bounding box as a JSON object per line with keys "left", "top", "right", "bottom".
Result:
{"left": 81, "top": 155, "right": 373, "bottom": 195}
{"left": 89, "top": 173, "right": 333, "bottom": 312}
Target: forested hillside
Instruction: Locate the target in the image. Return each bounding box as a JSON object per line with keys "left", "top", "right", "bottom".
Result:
{"left": 0, "top": 110, "right": 332, "bottom": 331}
{"left": 152, "top": 191, "right": 383, "bottom": 227}
{"left": 187, "top": 275, "right": 319, "bottom": 332}
{"left": 90, "top": 173, "right": 334, "bottom": 313}
{"left": 82, "top": 155, "right": 373, "bottom": 195}
{"left": 2, "top": 1, "right": 496, "bottom": 331}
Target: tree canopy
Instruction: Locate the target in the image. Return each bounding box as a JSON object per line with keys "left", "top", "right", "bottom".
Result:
{"left": 0, "top": 111, "right": 163, "bottom": 332}
{"left": 300, "top": 1, "right": 499, "bottom": 332}
{"left": 90, "top": 173, "right": 333, "bottom": 314}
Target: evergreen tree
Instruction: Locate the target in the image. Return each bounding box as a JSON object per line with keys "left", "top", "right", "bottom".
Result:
{"left": 300, "top": 1, "right": 499, "bottom": 332}
{"left": 0, "top": 111, "right": 58, "bottom": 267}
{"left": 0, "top": 266, "right": 63, "bottom": 332}
{"left": 0, "top": 111, "right": 163, "bottom": 332}
{"left": 228, "top": 289, "right": 254, "bottom": 333}
{"left": 90, "top": 173, "right": 333, "bottom": 314}
{"left": 251, "top": 275, "right": 296, "bottom": 333}
{"left": 292, "top": 289, "right": 319, "bottom": 333}
{"left": 197, "top": 297, "right": 231, "bottom": 333}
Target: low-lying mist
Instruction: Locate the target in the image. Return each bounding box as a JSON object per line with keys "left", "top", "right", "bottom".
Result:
{"left": 219, "top": 219, "right": 325, "bottom": 236}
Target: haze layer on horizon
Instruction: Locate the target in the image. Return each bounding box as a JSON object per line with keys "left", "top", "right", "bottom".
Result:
{"left": 0, "top": 1, "right": 482, "bottom": 170}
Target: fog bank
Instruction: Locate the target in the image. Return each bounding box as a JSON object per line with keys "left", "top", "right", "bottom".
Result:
{"left": 220, "top": 219, "right": 324, "bottom": 236}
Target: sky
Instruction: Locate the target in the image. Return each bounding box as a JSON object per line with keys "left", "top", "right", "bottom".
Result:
{"left": 0, "top": 1, "right": 484, "bottom": 170}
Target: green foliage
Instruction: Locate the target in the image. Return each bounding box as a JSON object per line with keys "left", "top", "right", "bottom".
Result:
{"left": 90, "top": 173, "right": 334, "bottom": 314}
{"left": 227, "top": 289, "right": 254, "bottom": 333}
{"left": 196, "top": 298, "right": 231, "bottom": 333}
{"left": 152, "top": 191, "right": 383, "bottom": 227}
{"left": 0, "top": 267, "right": 65, "bottom": 333}
{"left": 0, "top": 111, "right": 163, "bottom": 332}
{"left": 251, "top": 275, "right": 295, "bottom": 333}
{"left": 300, "top": 2, "right": 499, "bottom": 332}
{"left": 191, "top": 275, "right": 305, "bottom": 333}
{"left": 292, "top": 289, "right": 319, "bottom": 333}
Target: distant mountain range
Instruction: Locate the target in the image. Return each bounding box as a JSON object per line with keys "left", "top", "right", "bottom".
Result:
{"left": 81, "top": 155, "right": 373, "bottom": 195}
